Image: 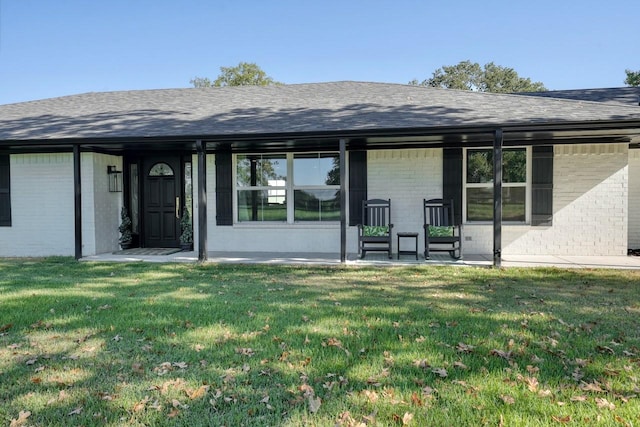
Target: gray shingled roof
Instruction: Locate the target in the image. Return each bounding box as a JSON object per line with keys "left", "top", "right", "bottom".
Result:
{"left": 517, "top": 87, "right": 640, "bottom": 106}
{"left": 1, "top": 81, "right": 640, "bottom": 142}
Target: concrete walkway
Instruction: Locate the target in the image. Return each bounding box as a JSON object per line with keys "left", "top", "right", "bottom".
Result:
{"left": 80, "top": 251, "right": 640, "bottom": 269}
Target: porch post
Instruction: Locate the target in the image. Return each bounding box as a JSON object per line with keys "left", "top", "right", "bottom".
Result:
{"left": 339, "top": 138, "right": 347, "bottom": 263}
{"left": 196, "top": 140, "right": 208, "bottom": 261}
{"left": 493, "top": 129, "right": 503, "bottom": 268}
{"left": 73, "top": 145, "right": 82, "bottom": 260}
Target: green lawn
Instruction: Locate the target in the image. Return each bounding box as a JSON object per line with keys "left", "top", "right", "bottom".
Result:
{"left": 1, "top": 258, "right": 639, "bottom": 426}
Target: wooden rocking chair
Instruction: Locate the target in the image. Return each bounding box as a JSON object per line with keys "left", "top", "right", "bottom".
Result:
{"left": 358, "top": 199, "right": 393, "bottom": 259}
{"left": 423, "top": 198, "right": 462, "bottom": 259}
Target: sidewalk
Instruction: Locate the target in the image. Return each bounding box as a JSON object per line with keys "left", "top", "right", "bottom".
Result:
{"left": 80, "top": 251, "right": 640, "bottom": 269}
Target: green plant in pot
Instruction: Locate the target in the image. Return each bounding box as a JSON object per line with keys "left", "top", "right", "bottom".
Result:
{"left": 180, "top": 208, "right": 193, "bottom": 251}
{"left": 118, "top": 207, "right": 133, "bottom": 250}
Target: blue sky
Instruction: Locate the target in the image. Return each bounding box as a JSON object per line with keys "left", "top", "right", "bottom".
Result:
{"left": 0, "top": 0, "right": 638, "bottom": 105}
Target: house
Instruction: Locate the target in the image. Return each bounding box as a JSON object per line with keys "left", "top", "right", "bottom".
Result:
{"left": 1, "top": 82, "right": 639, "bottom": 265}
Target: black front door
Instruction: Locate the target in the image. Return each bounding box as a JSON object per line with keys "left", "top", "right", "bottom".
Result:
{"left": 143, "top": 156, "right": 182, "bottom": 247}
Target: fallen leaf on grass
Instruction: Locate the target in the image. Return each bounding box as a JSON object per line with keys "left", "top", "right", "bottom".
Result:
{"left": 402, "top": 412, "right": 414, "bottom": 425}
{"left": 551, "top": 415, "right": 571, "bottom": 423}
{"left": 235, "top": 347, "right": 255, "bottom": 357}
{"left": 0, "top": 323, "right": 12, "bottom": 333}
{"left": 186, "top": 385, "right": 210, "bottom": 400}
{"left": 68, "top": 407, "right": 83, "bottom": 416}
{"left": 490, "top": 349, "right": 513, "bottom": 360}
{"left": 501, "top": 395, "right": 515, "bottom": 405}
{"left": 456, "top": 342, "right": 475, "bottom": 353}
{"left": 308, "top": 395, "right": 321, "bottom": 414}
{"left": 432, "top": 367, "right": 448, "bottom": 378}
{"left": 595, "top": 397, "right": 615, "bottom": 410}
{"left": 9, "top": 410, "right": 31, "bottom": 427}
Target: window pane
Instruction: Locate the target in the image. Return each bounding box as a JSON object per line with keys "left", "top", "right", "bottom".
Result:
{"left": 184, "top": 162, "right": 192, "bottom": 218}
{"left": 503, "top": 187, "right": 526, "bottom": 221}
{"left": 503, "top": 149, "right": 526, "bottom": 183}
{"left": 149, "top": 162, "right": 174, "bottom": 176}
{"left": 130, "top": 164, "right": 139, "bottom": 233}
{"left": 237, "top": 154, "right": 287, "bottom": 187}
{"left": 466, "top": 187, "right": 526, "bottom": 222}
{"left": 467, "top": 187, "right": 493, "bottom": 221}
{"left": 294, "top": 153, "right": 340, "bottom": 186}
{"left": 237, "top": 190, "right": 286, "bottom": 222}
{"left": 467, "top": 150, "right": 493, "bottom": 183}
{"left": 294, "top": 189, "right": 340, "bottom": 221}
{"left": 467, "top": 148, "right": 526, "bottom": 183}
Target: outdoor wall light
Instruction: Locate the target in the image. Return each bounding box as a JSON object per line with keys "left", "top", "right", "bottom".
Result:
{"left": 107, "top": 165, "right": 122, "bottom": 192}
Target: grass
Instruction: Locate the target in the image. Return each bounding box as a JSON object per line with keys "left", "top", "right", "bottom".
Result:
{"left": 1, "top": 258, "right": 639, "bottom": 426}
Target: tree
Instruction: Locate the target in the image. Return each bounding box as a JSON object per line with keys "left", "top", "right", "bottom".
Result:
{"left": 410, "top": 60, "right": 547, "bottom": 93}
{"left": 624, "top": 69, "right": 640, "bottom": 87}
{"left": 191, "top": 62, "right": 280, "bottom": 87}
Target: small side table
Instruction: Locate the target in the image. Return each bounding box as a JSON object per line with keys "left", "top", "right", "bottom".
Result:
{"left": 397, "top": 232, "right": 419, "bottom": 260}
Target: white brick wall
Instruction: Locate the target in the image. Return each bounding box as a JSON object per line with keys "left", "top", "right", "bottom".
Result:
{"left": 367, "top": 149, "right": 442, "bottom": 254}
{"left": 629, "top": 149, "right": 640, "bottom": 249}
{"left": 0, "top": 152, "right": 123, "bottom": 257}
{"left": 0, "top": 153, "right": 75, "bottom": 256}
{"left": 463, "top": 144, "right": 629, "bottom": 256}
{"left": 89, "top": 153, "right": 122, "bottom": 255}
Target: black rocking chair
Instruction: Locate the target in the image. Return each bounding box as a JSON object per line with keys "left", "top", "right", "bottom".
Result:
{"left": 423, "top": 198, "right": 462, "bottom": 259}
{"left": 358, "top": 199, "right": 393, "bottom": 259}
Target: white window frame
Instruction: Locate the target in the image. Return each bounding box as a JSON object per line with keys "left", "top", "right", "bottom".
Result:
{"left": 462, "top": 146, "right": 532, "bottom": 224}
{"left": 233, "top": 152, "right": 340, "bottom": 224}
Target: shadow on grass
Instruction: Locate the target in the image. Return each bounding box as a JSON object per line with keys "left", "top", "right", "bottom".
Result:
{"left": 1, "top": 258, "right": 639, "bottom": 425}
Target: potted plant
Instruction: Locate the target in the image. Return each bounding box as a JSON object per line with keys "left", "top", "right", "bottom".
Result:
{"left": 118, "top": 207, "right": 133, "bottom": 250}
{"left": 180, "top": 208, "right": 193, "bottom": 251}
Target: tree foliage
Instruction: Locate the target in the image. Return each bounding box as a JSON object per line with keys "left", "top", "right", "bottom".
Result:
{"left": 410, "top": 60, "right": 547, "bottom": 93}
{"left": 191, "top": 62, "right": 280, "bottom": 87}
{"left": 624, "top": 69, "right": 640, "bottom": 87}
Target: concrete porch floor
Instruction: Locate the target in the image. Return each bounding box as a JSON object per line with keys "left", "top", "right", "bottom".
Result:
{"left": 80, "top": 251, "right": 640, "bottom": 269}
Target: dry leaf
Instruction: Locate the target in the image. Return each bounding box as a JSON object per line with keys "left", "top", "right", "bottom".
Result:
{"left": 68, "top": 407, "right": 83, "bottom": 416}
{"left": 172, "top": 362, "right": 188, "bottom": 369}
{"left": 402, "top": 412, "right": 414, "bottom": 425}
{"left": 186, "top": 385, "right": 210, "bottom": 400}
{"left": 551, "top": 415, "right": 571, "bottom": 423}
{"left": 500, "top": 395, "right": 515, "bottom": 405}
{"left": 456, "top": 342, "right": 475, "bottom": 353}
{"left": 363, "top": 390, "right": 379, "bottom": 403}
{"left": 432, "top": 367, "right": 448, "bottom": 378}
{"left": 570, "top": 395, "right": 587, "bottom": 402}
{"left": 167, "top": 408, "right": 180, "bottom": 418}
{"left": 308, "top": 395, "right": 321, "bottom": 414}
{"left": 9, "top": 410, "right": 31, "bottom": 427}
{"left": 595, "top": 397, "right": 615, "bottom": 410}
{"left": 453, "top": 361, "right": 468, "bottom": 370}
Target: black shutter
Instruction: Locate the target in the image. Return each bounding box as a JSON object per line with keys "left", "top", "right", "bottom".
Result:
{"left": 0, "top": 154, "right": 10, "bottom": 226}
{"left": 348, "top": 151, "right": 367, "bottom": 226}
{"left": 532, "top": 146, "right": 553, "bottom": 226}
{"left": 443, "top": 148, "right": 463, "bottom": 225}
{"left": 215, "top": 151, "right": 233, "bottom": 226}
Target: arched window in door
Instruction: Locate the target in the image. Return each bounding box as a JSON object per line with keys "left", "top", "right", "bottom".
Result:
{"left": 149, "top": 162, "right": 175, "bottom": 177}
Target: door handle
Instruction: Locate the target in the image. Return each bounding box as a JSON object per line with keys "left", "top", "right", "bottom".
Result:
{"left": 176, "top": 197, "right": 180, "bottom": 219}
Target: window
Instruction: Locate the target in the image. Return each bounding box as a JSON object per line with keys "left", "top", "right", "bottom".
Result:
{"left": 464, "top": 148, "right": 528, "bottom": 222}
{"left": 0, "top": 154, "right": 10, "bottom": 227}
{"left": 149, "top": 162, "right": 174, "bottom": 176}
{"left": 293, "top": 153, "right": 340, "bottom": 221}
{"left": 235, "top": 152, "right": 340, "bottom": 223}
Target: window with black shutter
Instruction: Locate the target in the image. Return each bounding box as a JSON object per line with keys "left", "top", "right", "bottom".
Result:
{"left": 215, "top": 151, "right": 233, "bottom": 226}
{"left": 531, "top": 146, "right": 553, "bottom": 226}
{"left": 348, "top": 151, "right": 367, "bottom": 226}
{"left": 0, "top": 154, "right": 10, "bottom": 227}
